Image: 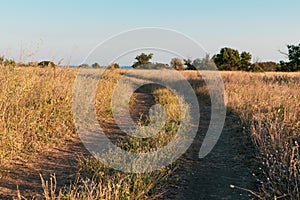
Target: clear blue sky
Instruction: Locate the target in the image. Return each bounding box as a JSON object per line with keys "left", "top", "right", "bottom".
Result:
{"left": 1, "top": 0, "right": 299, "bottom": 65}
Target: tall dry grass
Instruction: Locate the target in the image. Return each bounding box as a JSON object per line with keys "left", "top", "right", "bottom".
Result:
{"left": 1, "top": 66, "right": 299, "bottom": 199}
{"left": 1, "top": 67, "right": 181, "bottom": 199}
{"left": 0, "top": 65, "right": 77, "bottom": 169}
{"left": 222, "top": 71, "right": 300, "bottom": 199}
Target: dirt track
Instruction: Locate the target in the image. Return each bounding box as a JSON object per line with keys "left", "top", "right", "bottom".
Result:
{"left": 134, "top": 88, "right": 258, "bottom": 199}
{"left": 159, "top": 104, "right": 258, "bottom": 199}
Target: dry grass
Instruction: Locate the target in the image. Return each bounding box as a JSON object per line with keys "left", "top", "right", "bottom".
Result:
{"left": 96, "top": 69, "right": 190, "bottom": 154}
{"left": 222, "top": 71, "right": 300, "bottom": 199}
{"left": 95, "top": 69, "right": 127, "bottom": 118}
{"left": 2, "top": 67, "right": 180, "bottom": 199}
{"left": 63, "top": 156, "right": 170, "bottom": 200}
{"left": 0, "top": 65, "right": 77, "bottom": 169}
{"left": 37, "top": 158, "right": 170, "bottom": 200}
{"left": 1, "top": 66, "right": 299, "bottom": 199}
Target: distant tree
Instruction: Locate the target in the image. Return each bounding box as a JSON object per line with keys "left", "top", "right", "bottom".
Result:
{"left": 240, "top": 51, "right": 252, "bottom": 70}
{"left": 191, "top": 58, "right": 201, "bottom": 69}
{"left": 249, "top": 62, "right": 279, "bottom": 72}
{"left": 171, "top": 57, "right": 185, "bottom": 70}
{"left": 183, "top": 58, "right": 196, "bottom": 70}
{"left": 278, "top": 43, "right": 300, "bottom": 71}
{"left": 107, "top": 63, "right": 119, "bottom": 69}
{"left": 132, "top": 53, "right": 153, "bottom": 68}
{"left": 78, "top": 63, "right": 89, "bottom": 68}
{"left": 191, "top": 54, "right": 212, "bottom": 70}
{"left": 212, "top": 47, "right": 241, "bottom": 70}
{"left": 133, "top": 62, "right": 169, "bottom": 69}
{"left": 152, "top": 62, "right": 169, "bottom": 69}
{"left": 92, "top": 62, "right": 101, "bottom": 68}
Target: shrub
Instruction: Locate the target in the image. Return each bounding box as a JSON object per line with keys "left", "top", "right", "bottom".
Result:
{"left": 170, "top": 57, "right": 185, "bottom": 70}
{"left": 249, "top": 62, "right": 279, "bottom": 72}
{"left": 91, "top": 62, "right": 101, "bottom": 68}
{"left": 107, "top": 63, "right": 119, "bottom": 69}
{"left": 38, "top": 61, "right": 56, "bottom": 68}
{"left": 78, "top": 63, "right": 89, "bottom": 68}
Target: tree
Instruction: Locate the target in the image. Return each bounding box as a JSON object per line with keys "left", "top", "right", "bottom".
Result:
{"left": 92, "top": 62, "right": 101, "bottom": 68}
{"left": 287, "top": 44, "right": 300, "bottom": 68}
{"left": 171, "top": 57, "right": 185, "bottom": 70}
{"left": 213, "top": 47, "right": 241, "bottom": 70}
{"left": 183, "top": 58, "right": 196, "bottom": 70}
{"left": 192, "top": 54, "right": 212, "bottom": 70}
{"left": 132, "top": 53, "right": 153, "bottom": 68}
{"left": 240, "top": 51, "right": 252, "bottom": 70}
{"left": 278, "top": 43, "right": 300, "bottom": 71}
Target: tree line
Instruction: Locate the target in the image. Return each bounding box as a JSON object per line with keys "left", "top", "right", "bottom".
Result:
{"left": 131, "top": 43, "right": 300, "bottom": 72}
{"left": 1, "top": 43, "right": 299, "bottom": 72}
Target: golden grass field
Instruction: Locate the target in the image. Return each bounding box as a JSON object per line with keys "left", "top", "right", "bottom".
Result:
{"left": 0, "top": 66, "right": 299, "bottom": 199}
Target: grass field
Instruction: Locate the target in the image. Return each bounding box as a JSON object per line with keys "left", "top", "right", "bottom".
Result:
{"left": 0, "top": 65, "right": 299, "bottom": 199}
{"left": 222, "top": 71, "right": 300, "bottom": 199}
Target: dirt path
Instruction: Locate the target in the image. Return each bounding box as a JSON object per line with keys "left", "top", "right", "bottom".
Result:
{"left": 160, "top": 107, "right": 258, "bottom": 199}
{"left": 131, "top": 88, "right": 258, "bottom": 199}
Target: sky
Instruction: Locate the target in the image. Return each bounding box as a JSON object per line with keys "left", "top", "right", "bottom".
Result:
{"left": 1, "top": 0, "right": 300, "bottom": 65}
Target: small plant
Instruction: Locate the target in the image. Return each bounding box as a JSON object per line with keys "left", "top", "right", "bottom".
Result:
{"left": 40, "top": 174, "right": 63, "bottom": 200}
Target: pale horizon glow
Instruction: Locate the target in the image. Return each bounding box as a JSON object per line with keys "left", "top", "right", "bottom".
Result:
{"left": 1, "top": 0, "right": 299, "bottom": 66}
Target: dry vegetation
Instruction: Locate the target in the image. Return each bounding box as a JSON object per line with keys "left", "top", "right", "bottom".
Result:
{"left": 0, "top": 66, "right": 182, "bottom": 199}
{"left": 222, "top": 71, "right": 300, "bottom": 199}
{"left": 0, "top": 65, "right": 299, "bottom": 199}
{"left": 0, "top": 66, "right": 77, "bottom": 169}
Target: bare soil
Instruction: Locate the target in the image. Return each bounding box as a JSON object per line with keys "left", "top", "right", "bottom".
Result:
{"left": 0, "top": 139, "right": 89, "bottom": 199}
{"left": 135, "top": 88, "right": 258, "bottom": 199}
{"left": 159, "top": 107, "right": 258, "bottom": 199}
